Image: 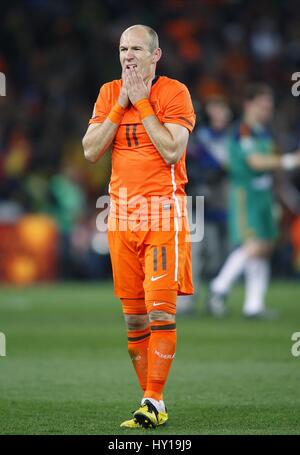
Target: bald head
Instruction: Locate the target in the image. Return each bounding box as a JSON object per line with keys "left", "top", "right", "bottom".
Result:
{"left": 121, "top": 25, "right": 159, "bottom": 52}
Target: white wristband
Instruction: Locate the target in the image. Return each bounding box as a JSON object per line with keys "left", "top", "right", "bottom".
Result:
{"left": 281, "top": 154, "right": 298, "bottom": 170}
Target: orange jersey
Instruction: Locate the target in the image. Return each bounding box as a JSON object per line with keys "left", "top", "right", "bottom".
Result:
{"left": 89, "top": 76, "right": 196, "bottom": 219}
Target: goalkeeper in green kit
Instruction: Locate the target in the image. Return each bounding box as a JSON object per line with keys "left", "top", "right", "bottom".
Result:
{"left": 207, "top": 83, "right": 300, "bottom": 318}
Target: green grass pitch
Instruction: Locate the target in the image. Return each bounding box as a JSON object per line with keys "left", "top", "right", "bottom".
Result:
{"left": 0, "top": 281, "right": 299, "bottom": 435}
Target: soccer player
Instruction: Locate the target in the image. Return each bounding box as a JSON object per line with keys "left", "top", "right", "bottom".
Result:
{"left": 206, "top": 83, "right": 300, "bottom": 318}
{"left": 82, "top": 25, "right": 195, "bottom": 428}
{"left": 179, "top": 96, "right": 232, "bottom": 314}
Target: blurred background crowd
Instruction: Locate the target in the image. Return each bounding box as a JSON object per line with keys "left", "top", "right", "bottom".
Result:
{"left": 1, "top": 0, "right": 300, "bottom": 284}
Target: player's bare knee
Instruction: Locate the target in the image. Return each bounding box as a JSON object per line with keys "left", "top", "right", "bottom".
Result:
{"left": 124, "top": 314, "right": 149, "bottom": 330}
{"left": 245, "top": 240, "right": 273, "bottom": 258}
{"left": 149, "top": 310, "right": 175, "bottom": 323}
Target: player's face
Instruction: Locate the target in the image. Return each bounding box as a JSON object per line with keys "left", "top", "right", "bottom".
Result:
{"left": 252, "top": 94, "right": 274, "bottom": 124}
{"left": 119, "top": 29, "right": 159, "bottom": 80}
{"left": 206, "top": 101, "right": 231, "bottom": 130}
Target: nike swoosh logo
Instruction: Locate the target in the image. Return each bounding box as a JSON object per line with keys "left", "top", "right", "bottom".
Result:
{"left": 151, "top": 274, "right": 167, "bottom": 282}
{"left": 153, "top": 302, "right": 165, "bottom": 307}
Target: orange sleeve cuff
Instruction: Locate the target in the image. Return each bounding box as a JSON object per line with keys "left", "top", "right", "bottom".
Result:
{"left": 107, "top": 103, "right": 125, "bottom": 124}
{"left": 134, "top": 98, "right": 155, "bottom": 120}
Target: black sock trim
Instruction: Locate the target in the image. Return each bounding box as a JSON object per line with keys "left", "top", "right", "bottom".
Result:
{"left": 151, "top": 323, "right": 176, "bottom": 331}
{"left": 128, "top": 332, "right": 151, "bottom": 342}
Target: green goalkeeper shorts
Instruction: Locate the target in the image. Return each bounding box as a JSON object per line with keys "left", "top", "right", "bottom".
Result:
{"left": 228, "top": 185, "right": 278, "bottom": 246}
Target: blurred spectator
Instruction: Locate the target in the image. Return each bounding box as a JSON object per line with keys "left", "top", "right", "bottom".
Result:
{"left": 189, "top": 96, "right": 232, "bottom": 277}
{"left": 178, "top": 96, "right": 232, "bottom": 314}
{"left": 46, "top": 163, "right": 86, "bottom": 279}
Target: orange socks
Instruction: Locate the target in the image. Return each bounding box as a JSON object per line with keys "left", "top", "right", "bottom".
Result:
{"left": 127, "top": 327, "right": 150, "bottom": 391}
{"left": 144, "top": 321, "right": 177, "bottom": 401}
{"left": 127, "top": 321, "right": 177, "bottom": 401}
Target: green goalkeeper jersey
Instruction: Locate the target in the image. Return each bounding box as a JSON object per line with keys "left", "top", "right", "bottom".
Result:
{"left": 228, "top": 121, "right": 275, "bottom": 191}
{"left": 227, "top": 121, "right": 278, "bottom": 245}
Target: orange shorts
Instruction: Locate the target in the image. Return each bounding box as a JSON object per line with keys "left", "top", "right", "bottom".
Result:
{"left": 107, "top": 216, "right": 194, "bottom": 313}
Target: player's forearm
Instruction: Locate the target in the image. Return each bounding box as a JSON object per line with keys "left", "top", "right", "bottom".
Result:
{"left": 142, "top": 115, "right": 180, "bottom": 165}
{"left": 248, "top": 152, "right": 300, "bottom": 171}
{"left": 82, "top": 121, "right": 118, "bottom": 163}
{"left": 247, "top": 154, "right": 282, "bottom": 171}
{"left": 83, "top": 103, "right": 126, "bottom": 163}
